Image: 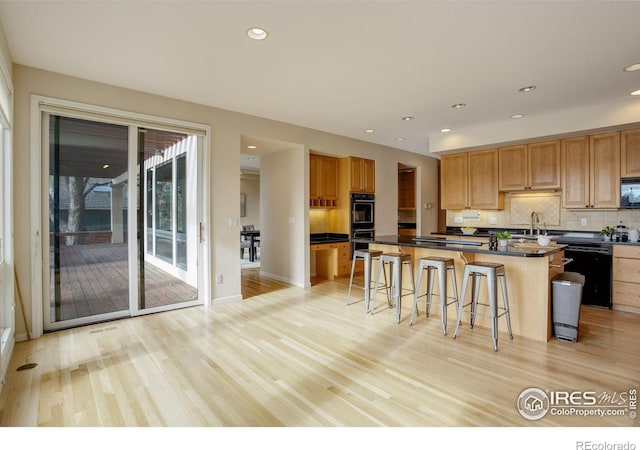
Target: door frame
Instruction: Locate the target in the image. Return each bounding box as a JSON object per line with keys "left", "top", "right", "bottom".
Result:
{"left": 30, "top": 95, "right": 211, "bottom": 337}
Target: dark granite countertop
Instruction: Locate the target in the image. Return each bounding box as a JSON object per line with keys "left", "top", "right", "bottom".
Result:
{"left": 354, "top": 234, "right": 567, "bottom": 257}
{"left": 310, "top": 233, "right": 349, "bottom": 244}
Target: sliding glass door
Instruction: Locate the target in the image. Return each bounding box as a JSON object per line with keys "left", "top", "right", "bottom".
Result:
{"left": 45, "top": 114, "right": 202, "bottom": 331}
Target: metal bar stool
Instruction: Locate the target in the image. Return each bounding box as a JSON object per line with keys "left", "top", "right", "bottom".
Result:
{"left": 347, "top": 249, "right": 387, "bottom": 312}
{"left": 453, "top": 261, "right": 513, "bottom": 351}
{"left": 410, "top": 256, "right": 459, "bottom": 335}
{"left": 371, "top": 252, "right": 415, "bottom": 323}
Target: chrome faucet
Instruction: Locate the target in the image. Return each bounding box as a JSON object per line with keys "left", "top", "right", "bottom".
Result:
{"left": 530, "top": 211, "right": 540, "bottom": 236}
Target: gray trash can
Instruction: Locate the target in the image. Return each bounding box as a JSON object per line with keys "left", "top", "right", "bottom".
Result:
{"left": 551, "top": 272, "right": 585, "bottom": 342}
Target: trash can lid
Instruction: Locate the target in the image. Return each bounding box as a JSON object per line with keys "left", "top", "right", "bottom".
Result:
{"left": 552, "top": 272, "right": 585, "bottom": 286}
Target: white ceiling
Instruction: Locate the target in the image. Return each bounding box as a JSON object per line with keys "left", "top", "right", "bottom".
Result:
{"left": 2, "top": 1, "right": 640, "bottom": 157}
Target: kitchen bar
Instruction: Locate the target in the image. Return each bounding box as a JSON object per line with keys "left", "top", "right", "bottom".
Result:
{"left": 355, "top": 235, "right": 568, "bottom": 342}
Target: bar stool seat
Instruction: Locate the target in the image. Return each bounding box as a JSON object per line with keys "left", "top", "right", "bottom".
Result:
{"left": 453, "top": 261, "right": 513, "bottom": 351}
{"left": 347, "top": 249, "right": 386, "bottom": 312}
{"left": 410, "top": 256, "right": 459, "bottom": 335}
{"left": 371, "top": 252, "right": 415, "bottom": 323}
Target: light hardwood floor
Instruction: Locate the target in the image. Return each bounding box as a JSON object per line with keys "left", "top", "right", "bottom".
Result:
{"left": 1, "top": 268, "right": 639, "bottom": 427}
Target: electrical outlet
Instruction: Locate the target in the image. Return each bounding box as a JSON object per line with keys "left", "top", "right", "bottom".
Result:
{"left": 581, "top": 218, "right": 588, "bottom": 226}
{"left": 490, "top": 217, "right": 498, "bottom": 225}
{"left": 216, "top": 274, "right": 223, "bottom": 284}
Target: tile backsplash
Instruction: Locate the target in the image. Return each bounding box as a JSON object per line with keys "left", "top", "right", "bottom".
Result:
{"left": 446, "top": 192, "right": 640, "bottom": 232}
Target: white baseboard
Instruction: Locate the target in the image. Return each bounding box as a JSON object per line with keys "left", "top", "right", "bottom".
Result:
{"left": 259, "top": 271, "right": 308, "bottom": 288}
{"left": 15, "top": 332, "right": 28, "bottom": 343}
{"left": 210, "top": 294, "right": 242, "bottom": 306}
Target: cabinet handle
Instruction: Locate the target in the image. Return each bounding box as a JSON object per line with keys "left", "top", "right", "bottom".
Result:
{"left": 550, "top": 257, "right": 574, "bottom": 268}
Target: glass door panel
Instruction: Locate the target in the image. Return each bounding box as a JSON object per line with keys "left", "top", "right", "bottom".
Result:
{"left": 47, "top": 115, "right": 130, "bottom": 328}
{"left": 137, "top": 128, "right": 198, "bottom": 312}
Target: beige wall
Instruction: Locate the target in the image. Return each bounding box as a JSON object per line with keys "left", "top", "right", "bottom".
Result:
{"left": 12, "top": 65, "right": 439, "bottom": 337}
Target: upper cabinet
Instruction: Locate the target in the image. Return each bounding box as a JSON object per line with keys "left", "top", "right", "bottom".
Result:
{"left": 561, "top": 132, "right": 620, "bottom": 209}
{"left": 398, "top": 167, "right": 416, "bottom": 210}
{"left": 441, "top": 149, "right": 504, "bottom": 210}
{"left": 621, "top": 128, "right": 640, "bottom": 177}
{"left": 310, "top": 153, "right": 339, "bottom": 208}
{"left": 498, "top": 140, "right": 560, "bottom": 191}
{"left": 346, "top": 157, "right": 375, "bottom": 193}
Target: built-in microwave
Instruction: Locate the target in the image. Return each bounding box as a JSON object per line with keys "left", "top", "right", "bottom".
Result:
{"left": 621, "top": 177, "right": 640, "bottom": 209}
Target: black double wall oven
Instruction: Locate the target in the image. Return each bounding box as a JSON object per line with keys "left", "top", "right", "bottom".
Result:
{"left": 350, "top": 193, "right": 374, "bottom": 257}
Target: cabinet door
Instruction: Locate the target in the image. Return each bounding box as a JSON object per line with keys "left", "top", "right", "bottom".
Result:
{"left": 309, "top": 153, "right": 320, "bottom": 199}
{"left": 440, "top": 153, "right": 468, "bottom": 210}
{"left": 528, "top": 140, "right": 560, "bottom": 189}
{"left": 498, "top": 145, "right": 527, "bottom": 191}
{"left": 468, "top": 149, "right": 503, "bottom": 209}
{"left": 590, "top": 132, "right": 620, "bottom": 209}
{"left": 621, "top": 128, "right": 640, "bottom": 177}
{"left": 349, "top": 157, "right": 363, "bottom": 192}
{"left": 561, "top": 136, "right": 590, "bottom": 208}
{"left": 320, "top": 156, "right": 339, "bottom": 200}
{"left": 361, "top": 158, "right": 375, "bottom": 193}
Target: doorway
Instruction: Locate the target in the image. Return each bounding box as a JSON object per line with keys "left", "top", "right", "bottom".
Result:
{"left": 44, "top": 114, "right": 203, "bottom": 331}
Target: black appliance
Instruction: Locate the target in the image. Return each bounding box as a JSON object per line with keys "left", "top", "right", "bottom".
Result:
{"left": 350, "top": 193, "right": 375, "bottom": 256}
{"left": 621, "top": 177, "right": 640, "bottom": 209}
{"left": 563, "top": 243, "right": 612, "bottom": 309}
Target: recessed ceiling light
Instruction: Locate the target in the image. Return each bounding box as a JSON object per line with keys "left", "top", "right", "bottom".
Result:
{"left": 518, "top": 85, "right": 537, "bottom": 93}
{"left": 441, "top": 128, "right": 451, "bottom": 133}
{"left": 631, "top": 89, "right": 640, "bottom": 96}
{"left": 451, "top": 103, "right": 466, "bottom": 109}
{"left": 623, "top": 63, "right": 640, "bottom": 72}
{"left": 246, "top": 27, "right": 268, "bottom": 40}
{"left": 102, "top": 164, "right": 110, "bottom": 169}
{"left": 364, "top": 129, "right": 375, "bottom": 133}
{"left": 401, "top": 116, "right": 414, "bottom": 121}
{"left": 511, "top": 114, "right": 525, "bottom": 119}
{"left": 395, "top": 137, "right": 405, "bottom": 141}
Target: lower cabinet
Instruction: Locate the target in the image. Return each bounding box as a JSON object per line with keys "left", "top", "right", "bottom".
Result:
{"left": 311, "top": 242, "right": 351, "bottom": 280}
{"left": 612, "top": 245, "right": 640, "bottom": 313}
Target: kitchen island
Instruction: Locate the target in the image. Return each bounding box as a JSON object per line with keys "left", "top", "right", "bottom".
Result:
{"left": 357, "top": 235, "right": 568, "bottom": 342}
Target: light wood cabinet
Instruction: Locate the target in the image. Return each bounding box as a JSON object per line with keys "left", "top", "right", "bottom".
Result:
{"left": 441, "top": 153, "right": 468, "bottom": 210}
{"left": 398, "top": 167, "right": 416, "bottom": 210}
{"left": 499, "top": 140, "right": 560, "bottom": 191}
{"left": 561, "top": 132, "right": 620, "bottom": 209}
{"left": 613, "top": 245, "right": 640, "bottom": 313}
{"left": 311, "top": 241, "right": 351, "bottom": 280}
{"left": 310, "top": 153, "right": 339, "bottom": 208}
{"left": 347, "top": 157, "right": 375, "bottom": 193}
{"left": 621, "top": 128, "right": 640, "bottom": 177}
{"left": 441, "top": 149, "right": 503, "bottom": 210}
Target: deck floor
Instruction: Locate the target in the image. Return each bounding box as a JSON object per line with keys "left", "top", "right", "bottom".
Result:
{"left": 51, "top": 243, "right": 197, "bottom": 322}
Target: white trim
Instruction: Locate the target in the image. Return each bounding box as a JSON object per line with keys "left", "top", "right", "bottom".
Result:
{"left": 30, "top": 95, "right": 212, "bottom": 334}
{"left": 211, "top": 294, "right": 242, "bottom": 305}
{"left": 259, "top": 271, "right": 308, "bottom": 288}
{"left": 30, "top": 97, "right": 43, "bottom": 338}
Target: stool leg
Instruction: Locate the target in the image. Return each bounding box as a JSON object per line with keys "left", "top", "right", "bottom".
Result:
{"left": 394, "top": 261, "right": 402, "bottom": 323}
{"left": 487, "top": 271, "right": 498, "bottom": 351}
{"left": 499, "top": 274, "right": 514, "bottom": 340}
{"left": 438, "top": 264, "right": 447, "bottom": 335}
{"left": 453, "top": 266, "right": 470, "bottom": 339}
{"left": 363, "top": 255, "right": 372, "bottom": 313}
{"left": 426, "top": 267, "right": 435, "bottom": 317}
{"left": 410, "top": 265, "right": 423, "bottom": 326}
{"left": 371, "top": 259, "right": 383, "bottom": 314}
{"left": 346, "top": 255, "right": 358, "bottom": 306}
{"left": 469, "top": 274, "right": 477, "bottom": 329}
